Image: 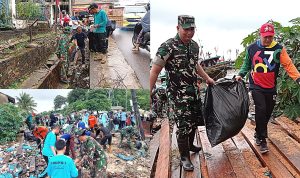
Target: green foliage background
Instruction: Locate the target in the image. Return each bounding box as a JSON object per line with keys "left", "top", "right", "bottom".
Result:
{"left": 16, "top": 0, "right": 42, "bottom": 20}
{"left": 235, "top": 18, "right": 300, "bottom": 119}
{"left": 60, "top": 89, "right": 150, "bottom": 116}
{"left": 0, "top": 104, "right": 24, "bottom": 143}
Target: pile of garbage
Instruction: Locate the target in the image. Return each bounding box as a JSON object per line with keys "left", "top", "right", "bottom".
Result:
{"left": 0, "top": 135, "right": 46, "bottom": 178}
{"left": 0, "top": 129, "right": 151, "bottom": 178}
{"left": 106, "top": 132, "right": 150, "bottom": 178}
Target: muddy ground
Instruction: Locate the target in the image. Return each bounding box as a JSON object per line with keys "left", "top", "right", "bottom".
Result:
{"left": 0, "top": 131, "right": 150, "bottom": 178}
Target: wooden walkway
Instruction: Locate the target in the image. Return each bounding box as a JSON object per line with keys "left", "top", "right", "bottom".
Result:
{"left": 150, "top": 117, "right": 300, "bottom": 178}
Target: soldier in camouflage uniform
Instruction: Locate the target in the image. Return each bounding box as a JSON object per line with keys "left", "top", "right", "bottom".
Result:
{"left": 150, "top": 15, "right": 215, "bottom": 171}
{"left": 56, "top": 26, "right": 71, "bottom": 83}
{"left": 75, "top": 129, "right": 107, "bottom": 178}
{"left": 119, "top": 126, "right": 140, "bottom": 149}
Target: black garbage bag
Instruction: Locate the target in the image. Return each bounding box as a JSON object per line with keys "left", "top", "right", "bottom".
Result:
{"left": 203, "top": 79, "right": 249, "bottom": 147}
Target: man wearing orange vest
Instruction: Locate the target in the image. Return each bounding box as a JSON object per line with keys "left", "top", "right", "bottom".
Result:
{"left": 32, "top": 125, "right": 49, "bottom": 153}
{"left": 88, "top": 114, "right": 97, "bottom": 130}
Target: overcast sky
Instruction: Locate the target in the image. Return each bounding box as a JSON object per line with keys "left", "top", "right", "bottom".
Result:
{"left": 0, "top": 89, "right": 71, "bottom": 113}
{"left": 151, "top": 0, "right": 300, "bottom": 60}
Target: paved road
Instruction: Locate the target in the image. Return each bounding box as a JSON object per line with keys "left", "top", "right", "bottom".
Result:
{"left": 112, "top": 28, "right": 150, "bottom": 89}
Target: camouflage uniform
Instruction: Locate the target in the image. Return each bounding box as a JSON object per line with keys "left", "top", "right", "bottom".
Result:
{"left": 78, "top": 136, "right": 107, "bottom": 178}
{"left": 119, "top": 126, "right": 140, "bottom": 149}
{"left": 56, "top": 28, "right": 70, "bottom": 81}
{"left": 152, "top": 16, "right": 203, "bottom": 136}
{"left": 152, "top": 85, "right": 168, "bottom": 118}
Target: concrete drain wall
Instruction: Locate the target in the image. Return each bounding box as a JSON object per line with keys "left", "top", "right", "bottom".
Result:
{"left": 38, "top": 61, "right": 62, "bottom": 89}
{"left": 0, "top": 40, "right": 56, "bottom": 88}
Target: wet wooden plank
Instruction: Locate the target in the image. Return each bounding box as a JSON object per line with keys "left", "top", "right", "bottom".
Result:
{"left": 241, "top": 121, "right": 294, "bottom": 178}
{"left": 222, "top": 138, "right": 255, "bottom": 178}
{"left": 198, "top": 126, "right": 236, "bottom": 178}
{"left": 155, "top": 119, "right": 171, "bottom": 178}
{"left": 171, "top": 124, "right": 181, "bottom": 178}
{"left": 232, "top": 133, "right": 269, "bottom": 178}
{"left": 268, "top": 140, "right": 300, "bottom": 178}
{"left": 183, "top": 130, "right": 201, "bottom": 178}
{"left": 276, "top": 116, "right": 300, "bottom": 143}
{"left": 150, "top": 130, "right": 160, "bottom": 174}
{"left": 199, "top": 127, "right": 209, "bottom": 178}
{"left": 268, "top": 123, "right": 300, "bottom": 175}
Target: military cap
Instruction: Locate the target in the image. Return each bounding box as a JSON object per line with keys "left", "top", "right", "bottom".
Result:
{"left": 63, "top": 26, "right": 71, "bottom": 33}
{"left": 75, "top": 129, "right": 86, "bottom": 136}
{"left": 178, "top": 15, "right": 195, "bottom": 29}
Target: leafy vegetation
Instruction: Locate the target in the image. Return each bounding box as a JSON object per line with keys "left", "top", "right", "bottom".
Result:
{"left": 16, "top": 0, "right": 42, "bottom": 20}
{"left": 235, "top": 18, "right": 300, "bottom": 119}
{"left": 60, "top": 89, "right": 150, "bottom": 116}
{"left": 16, "top": 92, "right": 37, "bottom": 113}
{"left": 0, "top": 104, "right": 24, "bottom": 143}
{"left": 54, "top": 95, "right": 67, "bottom": 110}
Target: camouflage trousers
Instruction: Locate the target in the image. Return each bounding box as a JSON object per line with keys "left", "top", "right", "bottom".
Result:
{"left": 60, "top": 59, "right": 69, "bottom": 80}
{"left": 169, "top": 99, "right": 203, "bottom": 136}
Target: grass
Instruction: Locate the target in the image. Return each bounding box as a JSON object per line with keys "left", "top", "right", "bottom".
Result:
{"left": 8, "top": 75, "right": 28, "bottom": 89}
{"left": 0, "top": 31, "right": 57, "bottom": 59}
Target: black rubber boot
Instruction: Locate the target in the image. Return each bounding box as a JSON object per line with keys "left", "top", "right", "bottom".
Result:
{"left": 177, "top": 134, "right": 194, "bottom": 171}
{"left": 189, "top": 129, "right": 201, "bottom": 152}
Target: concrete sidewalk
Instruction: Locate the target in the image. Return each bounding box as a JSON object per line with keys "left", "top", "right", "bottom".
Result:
{"left": 90, "top": 37, "right": 142, "bottom": 89}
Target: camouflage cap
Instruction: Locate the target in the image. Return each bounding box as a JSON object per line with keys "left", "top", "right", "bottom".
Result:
{"left": 74, "top": 129, "right": 86, "bottom": 137}
{"left": 178, "top": 15, "right": 195, "bottom": 29}
{"left": 63, "top": 26, "right": 71, "bottom": 33}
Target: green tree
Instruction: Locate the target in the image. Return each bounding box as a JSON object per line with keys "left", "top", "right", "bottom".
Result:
{"left": 67, "top": 89, "right": 88, "bottom": 104}
{"left": 16, "top": 0, "right": 42, "bottom": 20}
{"left": 54, "top": 95, "right": 67, "bottom": 110}
{"left": 0, "top": 104, "right": 24, "bottom": 143}
{"left": 136, "top": 89, "right": 150, "bottom": 110}
{"left": 235, "top": 19, "right": 300, "bottom": 119}
{"left": 112, "top": 89, "right": 130, "bottom": 110}
{"left": 16, "top": 92, "right": 37, "bottom": 113}
{"left": 86, "top": 89, "right": 112, "bottom": 111}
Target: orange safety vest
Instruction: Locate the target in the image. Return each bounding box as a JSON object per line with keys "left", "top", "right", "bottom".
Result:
{"left": 33, "top": 126, "right": 49, "bottom": 139}
{"left": 88, "top": 115, "right": 97, "bottom": 128}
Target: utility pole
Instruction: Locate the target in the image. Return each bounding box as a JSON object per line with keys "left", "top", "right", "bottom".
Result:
{"left": 54, "top": 2, "right": 57, "bottom": 33}
{"left": 130, "top": 89, "right": 145, "bottom": 140}
{"left": 125, "top": 90, "right": 128, "bottom": 111}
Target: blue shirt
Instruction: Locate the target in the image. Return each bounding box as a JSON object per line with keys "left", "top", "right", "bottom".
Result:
{"left": 83, "top": 113, "right": 89, "bottom": 126}
{"left": 101, "top": 113, "right": 108, "bottom": 124}
{"left": 47, "top": 154, "right": 78, "bottom": 178}
{"left": 71, "top": 16, "right": 79, "bottom": 21}
{"left": 77, "top": 121, "right": 86, "bottom": 129}
{"left": 85, "top": 131, "right": 91, "bottom": 136}
{"left": 131, "top": 114, "right": 136, "bottom": 124}
{"left": 60, "top": 133, "right": 71, "bottom": 141}
{"left": 121, "top": 112, "right": 127, "bottom": 121}
{"left": 42, "top": 131, "right": 56, "bottom": 157}
{"left": 94, "top": 9, "right": 107, "bottom": 33}
{"left": 26, "top": 115, "right": 32, "bottom": 123}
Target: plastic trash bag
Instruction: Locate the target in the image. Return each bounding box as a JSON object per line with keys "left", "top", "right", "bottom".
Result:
{"left": 114, "top": 153, "right": 135, "bottom": 161}
{"left": 0, "top": 173, "right": 13, "bottom": 178}
{"left": 5, "top": 147, "right": 15, "bottom": 153}
{"left": 22, "top": 144, "right": 33, "bottom": 150}
{"left": 203, "top": 79, "right": 249, "bottom": 147}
